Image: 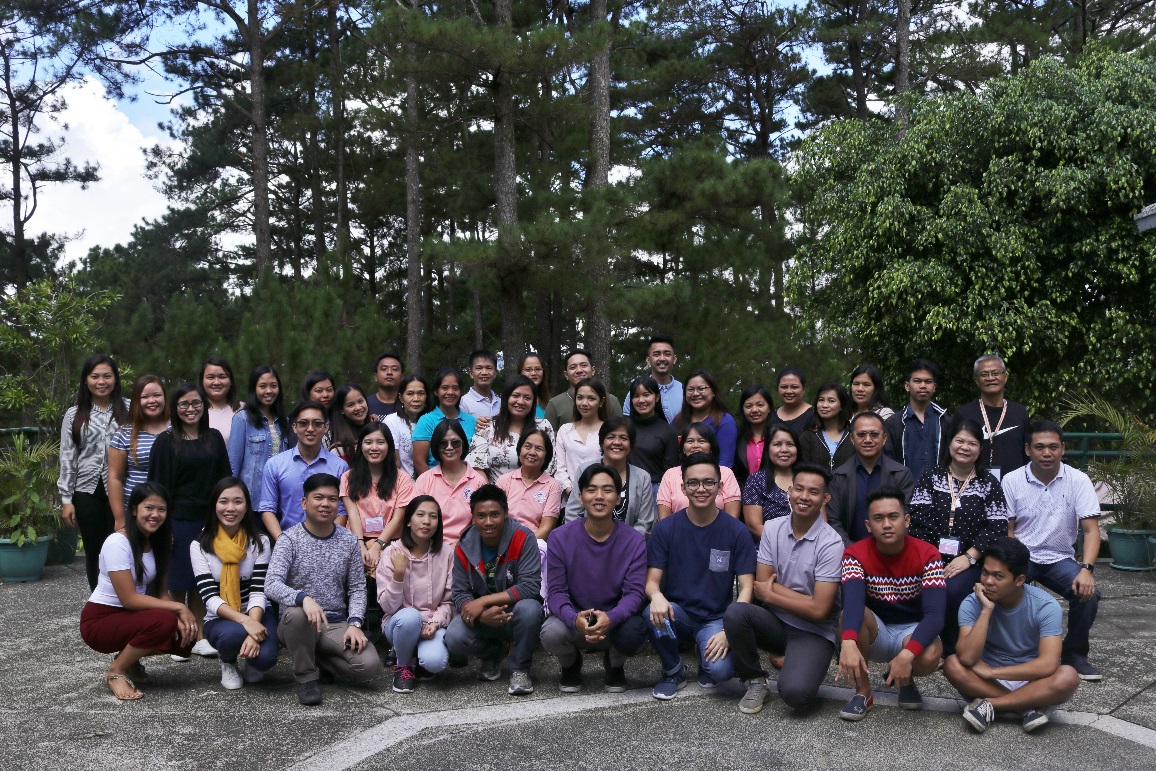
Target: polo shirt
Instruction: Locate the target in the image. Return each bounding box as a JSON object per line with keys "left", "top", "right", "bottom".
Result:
{"left": 1001, "top": 462, "right": 1100, "bottom": 564}
{"left": 257, "top": 445, "right": 349, "bottom": 529}
{"left": 496, "top": 469, "right": 563, "bottom": 530}
{"left": 413, "top": 464, "right": 486, "bottom": 543}
{"left": 623, "top": 377, "right": 683, "bottom": 423}
{"left": 756, "top": 514, "right": 844, "bottom": 643}
{"left": 460, "top": 388, "right": 500, "bottom": 419}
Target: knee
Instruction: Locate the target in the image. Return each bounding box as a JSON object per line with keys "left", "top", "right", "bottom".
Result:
{"left": 701, "top": 654, "right": 734, "bottom": 683}
{"left": 145, "top": 609, "right": 180, "bottom": 637}
{"left": 280, "top": 606, "right": 307, "bottom": 628}
{"left": 254, "top": 639, "right": 280, "bottom": 671}
{"left": 419, "top": 641, "right": 450, "bottom": 674}
{"left": 1054, "top": 665, "right": 1081, "bottom": 696}
{"left": 778, "top": 682, "right": 815, "bottom": 710}
{"left": 722, "top": 602, "right": 748, "bottom": 632}
{"left": 350, "top": 648, "right": 383, "bottom": 679}
{"left": 392, "top": 607, "right": 424, "bottom": 630}
{"left": 942, "top": 654, "right": 966, "bottom": 685}
{"left": 511, "top": 599, "right": 543, "bottom": 623}
{"left": 539, "top": 617, "right": 572, "bottom": 650}
{"left": 612, "top": 616, "right": 649, "bottom": 655}
{"left": 444, "top": 617, "right": 471, "bottom": 653}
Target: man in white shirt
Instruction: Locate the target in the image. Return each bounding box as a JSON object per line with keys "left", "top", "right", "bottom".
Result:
{"left": 1001, "top": 420, "right": 1102, "bottom": 681}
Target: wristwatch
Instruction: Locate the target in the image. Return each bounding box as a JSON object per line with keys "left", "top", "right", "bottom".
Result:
{"left": 1079, "top": 562, "right": 1095, "bottom": 573}
{"left": 349, "top": 620, "right": 363, "bottom": 629}
{"left": 966, "top": 553, "right": 978, "bottom": 567}
{"left": 374, "top": 538, "right": 388, "bottom": 549}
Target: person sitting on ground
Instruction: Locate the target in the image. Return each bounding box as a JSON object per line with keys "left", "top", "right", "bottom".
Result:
{"left": 263, "top": 473, "right": 381, "bottom": 706}
{"left": 191, "top": 477, "right": 277, "bottom": 690}
{"left": 542, "top": 464, "right": 649, "bottom": 694}
{"left": 724, "top": 463, "right": 842, "bottom": 714}
{"left": 445, "top": 484, "right": 543, "bottom": 696}
{"left": 79, "top": 483, "right": 197, "bottom": 700}
{"left": 945, "top": 537, "right": 1080, "bottom": 734}
{"left": 645, "top": 452, "right": 756, "bottom": 700}
{"left": 837, "top": 487, "right": 946, "bottom": 721}
{"left": 377, "top": 495, "right": 455, "bottom": 694}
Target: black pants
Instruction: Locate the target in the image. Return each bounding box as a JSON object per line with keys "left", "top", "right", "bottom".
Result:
{"left": 723, "top": 602, "right": 835, "bottom": 709}
{"left": 74, "top": 485, "right": 114, "bottom": 590}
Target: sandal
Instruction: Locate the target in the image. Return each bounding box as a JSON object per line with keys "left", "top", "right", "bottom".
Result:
{"left": 105, "top": 673, "right": 142, "bottom": 701}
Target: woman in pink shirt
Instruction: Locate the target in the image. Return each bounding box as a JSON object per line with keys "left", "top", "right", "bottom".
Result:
{"left": 341, "top": 423, "right": 415, "bottom": 573}
{"left": 413, "top": 420, "right": 485, "bottom": 543}
{"left": 656, "top": 421, "right": 742, "bottom": 519}
{"left": 496, "top": 425, "right": 562, "bottom": 541}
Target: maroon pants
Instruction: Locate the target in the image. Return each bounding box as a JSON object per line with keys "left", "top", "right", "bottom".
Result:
{"left": 80, "top": 602, "right": 191, "bottom": 655}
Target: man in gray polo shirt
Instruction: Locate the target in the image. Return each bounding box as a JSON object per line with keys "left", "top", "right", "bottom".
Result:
{"left": 1002, "top": 420, "right": 1102, "bottom": 681}
{"left": 723, "top": 463, "right": 844, "bottom": 713}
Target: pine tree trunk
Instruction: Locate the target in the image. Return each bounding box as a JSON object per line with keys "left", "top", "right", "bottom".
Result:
{"left": 494, "top": 0, "right": 524, "bottom": 373}
{"left": 329, "top": 2, "right": 350, "bottom": 283}
{"left": 896, "top": 0, "right": 910, "bottom": 124}
{"left": 404, "top": 34, "right": 424, "bottom": 371}
{"left": 248, "top": 0, "right": 273, "bottom": 276}
{"left": 585, "top": 0, "right": 615, "bottom": 381}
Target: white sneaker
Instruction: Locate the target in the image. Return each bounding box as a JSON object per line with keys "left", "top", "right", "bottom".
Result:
{"left": 192, "top": 639, "right": 218, "bottom": 658}
{"left": 170, "top": 654, "right": 191, "bottom": 663}
{"left": 241, "top": 662, "right": 265, "bottom": 684}
{"left": 220, "top": 661, "right": 243, "bottom": 690}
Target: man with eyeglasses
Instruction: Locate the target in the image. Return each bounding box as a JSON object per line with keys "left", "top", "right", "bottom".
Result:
{"left": 621, "top": 335, "right": 682, "bottom": 421}
{"left": 884, "top": 359, "right": 952, "bottom": 484}
{"left": 952, "top": 354, "right": 1031, "bottom": 480}
{"left": 258, "top": 400, "right": 349, "bottom": 540}
{"left": 544, "top": 349, "right": 623, "bottom": 431}
{"left": 644, "top": 452, "right": 755, "bottom": 700}
{"left": 461, "top": 349, "right": 501, "bottom": 419}
{"left": 827, "top": 412, "right": 914, "bottom": 545}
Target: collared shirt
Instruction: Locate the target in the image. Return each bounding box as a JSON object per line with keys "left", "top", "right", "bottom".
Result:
{"left": 852, "top": 456, "right": 884, "bottom": 542}
{"left": 258, "top": 445, "right": 349, "bottom": 529}
{"left": 623, "top": 377, "right": 683, "bottom": 423}
{"left": 413, "top": 464, "right": 486, "bottom": 543}
{"left": 460, "top": 388, "right": 500, "bottom": 419}
{"left": 1001, "top": 462, "right": 1100, "bottom": 565}
{"left": 901, "top": 403, "right": 942, "bottom": 484}
{"left": 496, "top": 469, "right": 562, "bottom": 530}
{"left": 58, "top": 403, "right": 123, "bottom": 503}
{"left": 756, "top": 515, "right": 844, "bottom": 643}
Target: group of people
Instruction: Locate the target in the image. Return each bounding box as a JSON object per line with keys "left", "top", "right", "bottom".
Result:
{"left": 60, "top": 341, "right": 1103, "bottom": 733}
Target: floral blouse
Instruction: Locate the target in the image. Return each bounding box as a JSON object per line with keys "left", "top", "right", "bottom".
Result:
{"left": 466, "top": 419, "right": 556, "bottom": 484}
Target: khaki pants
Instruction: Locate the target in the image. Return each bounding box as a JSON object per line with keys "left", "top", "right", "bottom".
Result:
{"left": 278, "top": 607, "right": 382, "bottom": 684}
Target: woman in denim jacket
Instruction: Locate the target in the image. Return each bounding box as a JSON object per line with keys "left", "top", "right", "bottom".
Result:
{"left": 228, "top": 366, "right": 289, "bottom": 497}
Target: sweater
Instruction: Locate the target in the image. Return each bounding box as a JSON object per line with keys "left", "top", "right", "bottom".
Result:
{"left": 451, "top": 518, "right": 541, "bottom": 610}
{"left": 563, "top": 460, "right": 657, "bottom": 536}
{"left": 840, "top": 535, "right": 946, "bottom": 656}
{"left": 147, "top": 428, "right": 232, "bottom": 521}
{"left": 264, "top": 523, "right": 366, "bottom": 624}
{"left": 545, "top": 519, "right": 647, "bottom": 629}
{"left": 628, "top": 415, "right": 679, "bottom": 484}
{"left": 190, "top": 535, "right": 271, "bottom": 623}
{"left": 376, "top": 540, "right": 455, "bottom": 628}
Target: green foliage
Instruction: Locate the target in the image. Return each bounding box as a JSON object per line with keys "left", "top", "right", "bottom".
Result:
{"left": 790, "top": 46, "right": 1156, "bottom": 417}
{"left": 0, "top": 278, "right": 117, "bottom": 431}
{"left": 0, "top": 433, "right": 60, "bottom": 545}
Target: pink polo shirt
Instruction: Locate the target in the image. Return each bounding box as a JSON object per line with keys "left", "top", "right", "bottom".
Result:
{"left": 496, "top": 469, "right": 562, "bottom": 530}
{"left": 413, "top": 464, "right": 486, "bottom": 543}
{"left": 657, "top": 465, "right": 742, "bottom": 514}
{"left": 339, "top": 470, "right": 415, "bottom": 538}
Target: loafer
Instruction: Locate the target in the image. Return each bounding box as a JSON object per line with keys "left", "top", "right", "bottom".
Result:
{"left": 898, "top": 682, "right": 923, "bottom": 710}
{"left": 839, "top": 693, "right": 873, "bottom": 721}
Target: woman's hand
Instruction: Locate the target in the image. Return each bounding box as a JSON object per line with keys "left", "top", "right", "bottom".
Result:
{"left": 239, "top": 634, "right": 261, "bottom": 659}
{"left": 390, "top": 546, "right": 408, "bottom": 581}
{"left": 241, "top": 615, "right": 266, "bottom": 641}
{"left": 944, "top": 554, "right": 973, "bottom": 579}
{"left": 365, "top": 540, "right": 383, "bottom": 572}
{"left": 174, "top": 605, "right": 199, "bottom": 647}
{"left": 62, "top": 503, "right": 76, "bottom": 528}
{"left": 420, "top": 620, "right": 439, "bottom": 640}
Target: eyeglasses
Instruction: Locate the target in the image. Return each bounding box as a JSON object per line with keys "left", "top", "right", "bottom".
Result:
{"left": 439, "top": 439, "right": 463, "bottom": 449}
{"left": 685, "top": 479, "right": 718, "bottom": 490}
{"left": 521, "top": 366, "right": 544, "bottom": 374}
{"left": 977, "top": 370, "right": 1006, "bottom": 380}
{"left": 295, "top": 420, "right": 326, "bottom": 429}
{"left": 853, "top": 431, "right": 883, "bottom": 439}
{"left": 176, "top": 400, "right": 203, "bottom": 411}
{"left": 685, "top": 386, "right": 711, "bottom": 396}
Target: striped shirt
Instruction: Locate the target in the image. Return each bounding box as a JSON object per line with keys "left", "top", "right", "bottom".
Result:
{"left": 1001, "top": 462, "right": 1100, "bottom": 565}
{"left": 109, "top": 427, "right": 162, "bottom": 512}
{"left": 190, "top": 536, "right": 272, "bottom": 623}
{"left": 58, "top": 403, "right": 123, "bottom": 503}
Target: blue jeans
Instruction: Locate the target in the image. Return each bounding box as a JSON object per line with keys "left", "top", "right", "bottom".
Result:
{"left": 1027, "top": 558, "right": 1099, "bottom": 660}
{"left": 444, "top": 598, "right": 543, "bottom": 672}
{"left": 384, "top": 607, "right": 449, "bottom": 673}
{"left": 643, "top": 601, "right": 734, "bottom": 684}
{"left": 204, "top": 611, "right": 279, "bottom": 670}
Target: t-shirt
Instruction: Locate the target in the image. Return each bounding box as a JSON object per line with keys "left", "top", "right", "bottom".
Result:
{"left": 366, "top": 393, "right": 398, "bottom": 421}
{"left": 88, "top": 532, "right": 155, "bottom": 607}
{"left": 481, "top": 542, "right": 500, "bottom": 593}
{"left": 958, "top": 585, "right": 1063, "bottom": 668}
{"left": 109, "top": 427, "right": 161, "bottom": 511}
{"left": 647, "top": 509, "right": 756, "bottom": 623}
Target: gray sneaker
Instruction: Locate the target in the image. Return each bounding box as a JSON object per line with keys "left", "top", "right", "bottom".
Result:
{"left": 508, "top": 670, "right": 534, "bottom": 696}
{"left": 738, "top": 678, "right": 770, "bottom": 714}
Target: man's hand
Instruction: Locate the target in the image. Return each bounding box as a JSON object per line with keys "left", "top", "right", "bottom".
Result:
{"left": 478, "top": 605, "right": 512, "bottom": 628}
{"left": 702, "top": 630, "right": 729, "bottom": 663}
{"left": 837, "top": 640, "right": 869, "bottom": 689}
{"left": 461, "top": 598, "right": 489, "bottom": 627}
{"left": 885, "top": 649, "right": 915, "bottom": 687}
{"left": 1073, "top": 568, "right": 1096, "bottom": 601}
{"left": 973, "top": 582, "right": 995, "bottom": 611}
{"left": 583, "top": 610, "right": 610, "bottom": 643}
{"left": 648, "top": 593, "right": 673, "bottom": 628}
{"left": 752, "top": 576, "right": 776, "bottom": 604}
{"left": 302, "top": 597, "right": 328, "bottom": 632}
{"left": 344, "top": 624, "right": 368, "bottom": 653}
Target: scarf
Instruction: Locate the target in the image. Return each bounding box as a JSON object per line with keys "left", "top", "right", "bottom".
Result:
{"left": 214, "top": 528, "right": 249, "bottom": 612}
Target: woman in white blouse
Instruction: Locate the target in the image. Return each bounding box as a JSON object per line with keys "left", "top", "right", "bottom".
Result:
{"left": 553, "top": 377, "right": 608, "bottom": 497}
{"left": 467, "top": 375, "right": 555, "bottom": 483}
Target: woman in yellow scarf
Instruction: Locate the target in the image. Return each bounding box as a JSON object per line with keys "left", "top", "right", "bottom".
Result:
{"left": 190, "top": 477, "right": 277, "bottom": 689}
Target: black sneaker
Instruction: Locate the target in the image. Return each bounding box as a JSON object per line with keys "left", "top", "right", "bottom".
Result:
{"left": 414, "top": 664, "right": 435, "bottom": 681}
{"left": 297, "top": 680, "right": 322, "bottom": 706}
{"left": 1066, "top": 656, "right": 1103, "bottom": 682}
{"left": 898, "top": 682, "right": 923, "bottom": 710}
{"left": 391, "top": 665, "right": 416, "bottom": 694}
{"left": 448, "top": 652, "right": 468, "bottom": 668}
{"left": 559, "top": 659, "right": 583, "bottom": 693}
{"left": 963, "top": 698, "right": 995, "bottom": 733}
{"left": 604, "top": 665, "right": 628, "bottom": 693}
{"left": 1022, "top": 708, "right": 1050, "bottom": 733}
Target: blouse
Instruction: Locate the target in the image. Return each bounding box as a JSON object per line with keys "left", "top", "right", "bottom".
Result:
{"left": 628, "top": 415, "right": 679, "bottom": 484}
{"left": 384, "top": 413, "right": 418, "bottom": 478}
{"left": 58, "top": 402, "right": 123, "bottom": 503}
{"left": 339, "top": 469, "right": 416, "bottom": 538}
{"left": 908, "top": 466, "right": 1010, "bottom": 557}
{"left": 108, "top": 427, "right": 162, "bottom": 512}
{"left": 554, "top": 423, "right": 604, "bottom": 491}
{"left": 147, "top": 429, "right": 232, "bottom": 521}
{"left": 741, "top": 470, "right": 792, "bottom": 523}
{"left": 466, "top": 418, "right": 556, "bottom": 483}
{"left": 496, "top": 469, "right": 563, "bottom": 531}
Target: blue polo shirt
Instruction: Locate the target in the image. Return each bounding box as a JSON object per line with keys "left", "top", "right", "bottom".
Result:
{"left": 257, "top": 445, "right": 348, "bottom": 528}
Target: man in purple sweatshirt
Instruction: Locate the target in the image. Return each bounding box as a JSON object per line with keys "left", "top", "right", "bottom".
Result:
{"left": 541, "top": 464, "right": 648, "bottom": 692}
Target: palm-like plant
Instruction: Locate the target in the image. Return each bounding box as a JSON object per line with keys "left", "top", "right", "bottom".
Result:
{"left": 1059, "top": 395, "right": 1156, "bottom": 531}
{"left": 0, "top": 434, "right": 61, "bottom": 545}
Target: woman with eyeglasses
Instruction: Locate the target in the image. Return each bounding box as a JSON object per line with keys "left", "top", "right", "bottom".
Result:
{"left": 147, "top": 382, "right": 231, "bottom": 658}
{"left": 516, "top": 353, "right": 551, "bottom": 419}
{"left": 672, "top": 370, "right": 737, "bottom": 469}
{"left": 413, "top": 419, "right": 486, "bottom": 543}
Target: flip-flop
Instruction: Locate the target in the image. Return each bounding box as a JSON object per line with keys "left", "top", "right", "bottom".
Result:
{"left": 105, "top": 673, "right": 142, "bottom": 701}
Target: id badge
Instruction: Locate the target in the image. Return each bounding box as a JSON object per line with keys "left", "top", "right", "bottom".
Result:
{"left": 938, "top": 537, "right": 961, "bottom": 557}
{"left": 364, "top": 516, "right": 384, "bottom": 535}
{"left": 988, "top": 466, "right": 1001, "bottom": 481}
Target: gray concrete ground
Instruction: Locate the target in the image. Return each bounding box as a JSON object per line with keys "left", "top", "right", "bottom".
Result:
{"left": 3, "top": 557, "right": 1155, "bottom": 770}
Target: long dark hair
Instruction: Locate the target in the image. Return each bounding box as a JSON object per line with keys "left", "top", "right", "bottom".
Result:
{"left": 126, "top": 375, "right": 168, "bottom": 462}
{"left": 347, "top": 422, "right": 399, "bottom": 502}
{"left": 736, "top": 384, "right": 774, "bottom": 446}
{"left": 330, "top": 383, "right": 370, "bottom": 456}
{"left": 517, "top": 353, "right": 552, "bottom": 407}
{"left": 124, "top": 482, "right": 174, "bottom": 596}
{"left": 169, "top": 382, "right": 211, "bottom": 450}
{"left": 675, "top": 369, "right": 729, "bottom": 433}
{"left": 397, "top": 373, "right": 433, "bottom": 423}
{"left": 572, "top": 377, "right": 609, "bottom": 423}
{"left": 199, "top": 476, "right": 266, "bottom": 554}
{"left": 399, "top": 495, "right": 444, "bottom": 554}
{"left": 242, "top": 365, "right": 287, "bottom": 435}
{"left": 494, "top": 375, "right": 537, "bottom": 444}
{"left": 200, "top": 356, "right": 240, "bottom": 410}
{"left": 300, "top": 370, "right": 336, "bottom": 410}
{"left": 71, "top": 354, "right": 128, "bottom": 444}
{"left": 850, "top": 364, "right": 890, "bottom": 411}
{"left": 763, "top": 423, "right": 801, "bottom": 495}
{"left": 628, "top": 376, "right": 666, "bottom": 422}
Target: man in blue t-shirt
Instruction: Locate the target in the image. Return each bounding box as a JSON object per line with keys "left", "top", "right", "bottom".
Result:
{"left": 644, "top": 453, "right": 756, "bottom": 700}
{"left": 944, "top": 537, "right": 1080, "bottom": 734}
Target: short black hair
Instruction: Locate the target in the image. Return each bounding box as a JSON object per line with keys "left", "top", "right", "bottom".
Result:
{"left": 600, "top": 416, "right": 636, "bottom": 447}
{"left": 469, "top": 483, "right": 508, "bottom": 513}
{"left": 291, "top": 399, "right": 328, "bottom": 422}
{"left": 303, "top": 472, "right": 340, "bottom": 495}
{"left": 1026, "top": 419, "right": 1064, "bottom": 444}
{"left": 906, "top": 358, "right": 939, "bottom": 381}
{"left": 374, "top": 351, "right": 403, "bottom": 369}
{"left": 849, "top": 411, "right": 886, "bottom": 432}
{"left": 469, "top": 349, "right": 497, "bottom": 367}
{"left": 515, "top": 424, "right": 554, "bottom": 469}
{"left": 565, "top": 348, "right": 594, "bottom": 367}
{"left": 982, "top": 537, "right": 1031, "bottom": 578}
{"left": 866, "top": 486, "right": 907, "bottom": 513}
{"left": 681, "top": 451, "right": 720, "bottom": 479}
{"left": 647, "top": 334, "right": 675, "bottom": 351}
{"left": 577, "top": 463, "right": 622, "bottom": 492}
{"left": 430, "top": 418, "right": 469, "bottom": 463}
{"left": 400, "top": 495, "right": 444, "bottom": 553}
{"left": 791, "top": 462, "right": 831, "bottom": 490}
{"left": 777, "top": 366, "right": 806, "bottom": 388}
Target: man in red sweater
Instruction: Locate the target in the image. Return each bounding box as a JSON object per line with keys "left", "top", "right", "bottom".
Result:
{"left": 838, "top": 488, "right": 946, "bottom": 721}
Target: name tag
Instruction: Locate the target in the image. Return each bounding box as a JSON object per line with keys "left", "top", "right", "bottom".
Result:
{"left": 364, "top": 516, "right": 384, "bottom": 535}
{"left": 938, "top": 538, "right": 961, "bottom": 557}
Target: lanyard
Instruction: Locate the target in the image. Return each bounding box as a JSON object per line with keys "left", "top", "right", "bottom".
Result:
{"left": 948, "top": 470, "right": 975, "bottom": 530}
{"left": 979, "top": 399, "right": 1008, "bottom": 465}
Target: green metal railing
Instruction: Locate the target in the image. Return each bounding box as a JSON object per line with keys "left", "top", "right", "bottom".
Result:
{"left": 1064, "top": 432, "right": 1125, "bottom": 470}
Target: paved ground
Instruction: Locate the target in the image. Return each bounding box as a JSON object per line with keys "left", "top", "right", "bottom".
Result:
{"left": 3, "top": 557, "right": 1155, "bottom": 770}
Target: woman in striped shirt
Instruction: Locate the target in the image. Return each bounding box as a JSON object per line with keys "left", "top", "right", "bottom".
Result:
{"left": 108, "top": 376, "right": 169, "bottom": 531}
{"left": 191, "top": 477, "right": 276, "bottom": 690}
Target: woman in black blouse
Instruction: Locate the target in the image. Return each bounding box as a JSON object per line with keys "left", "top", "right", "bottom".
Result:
{"left": 909, "top": 419, "right": 1010, "bottom": 652}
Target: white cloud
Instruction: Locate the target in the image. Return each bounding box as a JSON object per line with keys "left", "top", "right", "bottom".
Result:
{"left": 33, "top": 78, "right": 173, "bottom": 266}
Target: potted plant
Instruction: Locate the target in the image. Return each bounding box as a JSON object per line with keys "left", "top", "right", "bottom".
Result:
{"left": 1060, "top": 396, "right": 1156, "bottom": 571}
{"left": 0, "top": 434, "right": 61, "bottom": 582}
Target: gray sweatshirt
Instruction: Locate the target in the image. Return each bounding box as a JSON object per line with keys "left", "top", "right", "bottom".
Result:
{"left": 264, "top": 523, "right": 366, "bottom": 624}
